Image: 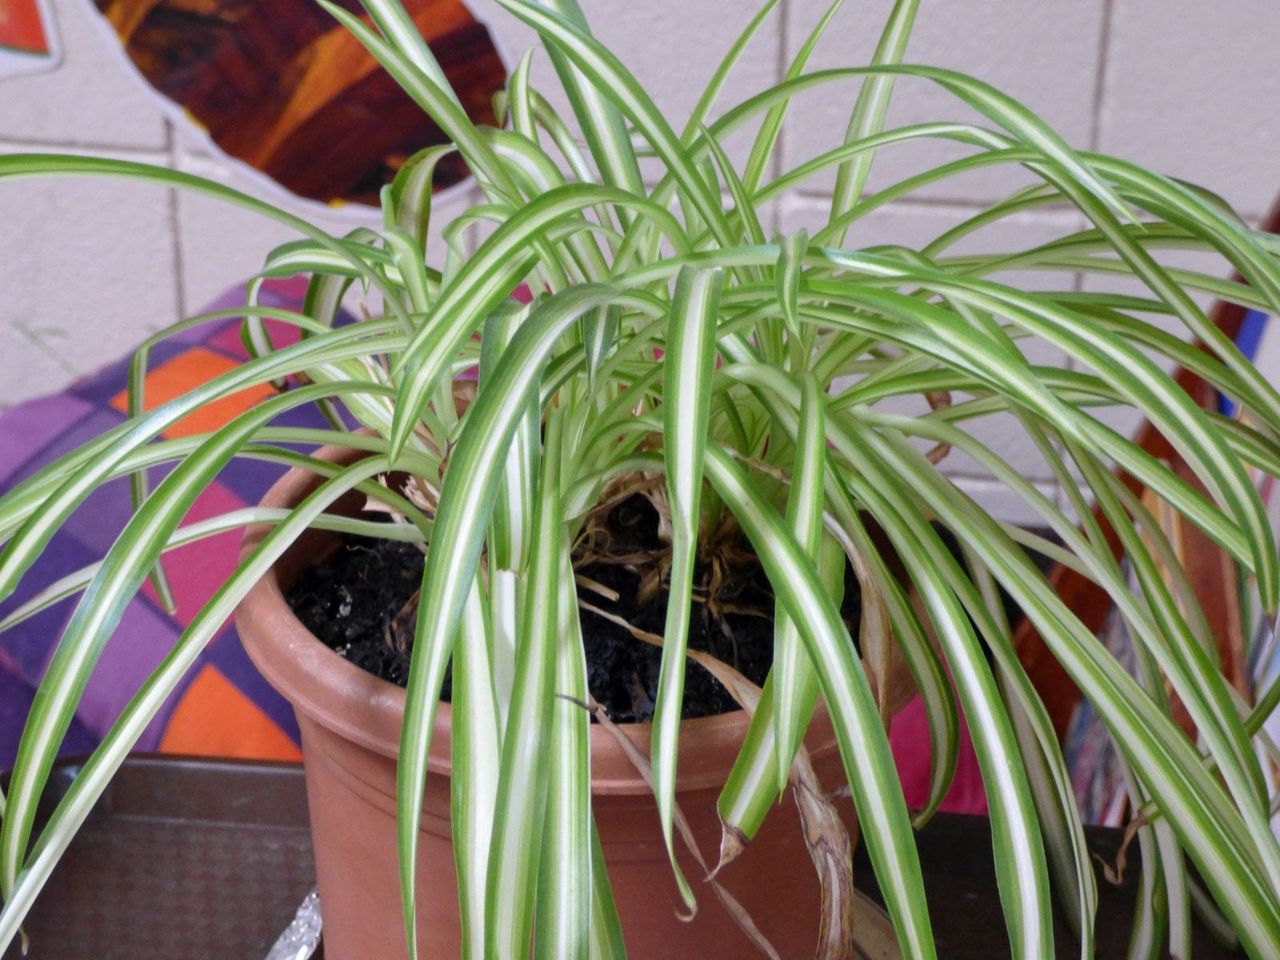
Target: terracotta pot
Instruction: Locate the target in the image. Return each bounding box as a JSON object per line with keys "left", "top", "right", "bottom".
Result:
{"left": 237, "top": 444, "right": 854, "bottom": 959}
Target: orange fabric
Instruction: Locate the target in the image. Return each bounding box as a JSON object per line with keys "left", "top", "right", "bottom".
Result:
{"left": 159, "top": 664, "right": 302, "bottom": 761}
{"left": 110, "top": 347, "right": 276, "bottom": 439}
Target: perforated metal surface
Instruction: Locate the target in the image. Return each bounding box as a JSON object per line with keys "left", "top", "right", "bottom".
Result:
{"left": 2, "top": 758, "right": 316, "bottom": 960}
{"left": 1, "top": 758, "right": 1246, "bottom": 959}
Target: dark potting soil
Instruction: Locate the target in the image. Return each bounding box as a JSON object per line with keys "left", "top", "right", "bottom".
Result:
{"left": 285, "top": 496, "right": 864, "bottom": 722}
{"left": 286, "top": 532, "right": 425, "bottom": 690}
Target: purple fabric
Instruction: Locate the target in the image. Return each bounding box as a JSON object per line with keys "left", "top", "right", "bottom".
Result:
{"left": 0, "top": 278, "right": 347, "bottom": 770}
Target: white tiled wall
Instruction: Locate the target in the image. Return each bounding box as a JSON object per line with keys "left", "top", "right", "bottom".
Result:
{"left": 2, "top": 0, "right": 1277, "bottom": 521}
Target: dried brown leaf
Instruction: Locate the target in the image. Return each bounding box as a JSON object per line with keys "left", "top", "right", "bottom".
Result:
{"left": 846, "top": 543, "right": 912, "bottom": 724}
{"left": 793, "top": 748, "right": 856, "bottom": 960}
{"left": 571, "top": 696, "right": 782, "bottom": 959}
{"left": 574, "top": 573, "right": 620, "bottom": 603}
{"left": 575, "top": 599, "right": 884, "bottom": 960}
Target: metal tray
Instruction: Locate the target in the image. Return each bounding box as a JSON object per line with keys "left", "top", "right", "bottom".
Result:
{"left": 1, "top": 756, "right": 1244, "bottom": 959}
{"left": 2, "top": 757, "right": 316, "bottom": 960}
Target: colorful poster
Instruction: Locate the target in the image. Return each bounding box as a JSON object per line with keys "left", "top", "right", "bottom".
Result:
{"left": 92, "top": 0, "right": 507, "bottom": 209}
{"left": 0, "top": 0, "right": 60, "bottom": 78}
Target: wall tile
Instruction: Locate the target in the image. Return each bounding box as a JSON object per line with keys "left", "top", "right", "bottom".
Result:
{"left": 0, "top": 324, "right": 89, "bottom": 407}
{"left": 1077, "top": 245, "right": 1228, "bottom": 439}
{"left": 782, "top": 0, "right": 1106, "bottom": 203}
{"left": 3, "top": 0, "right": 1273, "bottom": 504}
{"left": 1101, "top": 0, "right": 1280, "bottom": 219}
{"left": 473, "top": 0, "right": 783, "bottom": 176}
{"left": 175, "top": 156, "right": 331, "bottom": 317}
{"left": 0, "top": 0, "right": 167, "bottom": 149}
{"left": 172, "top": 153, "right": 338, "bottom": 310}
{"left": 0, "top": 158, "right": 177, "bottom": 405}
{"left": 778, "top": 195, "right": 1086, "bottom": 482}
{"left": 174, "top": 145, "right": 487, "bottom": 317}
{"left": 953, "top": 476, "right": 1062, "bottom": 527}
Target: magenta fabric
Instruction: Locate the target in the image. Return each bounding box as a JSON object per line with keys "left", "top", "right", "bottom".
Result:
{"left": 890, "top": 695, "right": 988, "bottom": 815}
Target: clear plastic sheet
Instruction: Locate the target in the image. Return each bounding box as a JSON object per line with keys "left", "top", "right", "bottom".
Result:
{"left": 265, "top": 887, "right": 322, "bottom": 960}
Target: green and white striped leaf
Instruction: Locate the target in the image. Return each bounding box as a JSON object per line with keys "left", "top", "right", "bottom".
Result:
{"left": 451, "top": 579, "right": 501, "bottom": 960}
{"left": 770, "top": 373, "right": 826, "bottom": 792}
{"left": 651, "top": 265, "right": 723, "bottom": 914}
{"left": 0, "top": 381, "right": 391, "bottom": 895}
{"left": 0, "top": 457, "right": 407, "bottom": 955}
{"left": 527, "top": 0, "right": 644, "bottom": 204}
{"left": 493, "top": 0, "right": 734, "bottom": 247}
{"left": 485, "top": 412, "right": 565, "bottom": 960}
{"left": 741, "top": 0, "right": 845, "bottom": 193}
{"left": 393, "top": 285, "right": 619, "bottom": 955}
{"left": 388, "top": 183, "right": 686, "bottom": 458}
{"left": 774, "top": 228, "right": 808, "bottom": 342}
{"left": 534, "top": 550, "right": 593, "bottom": 960}
{"left": 386, "top": 143, "right": 457, "bottom": 245}
{"left": 828, "top": 0, "right": 918, "bottom": 242}
{"left": 701, "top": 444, "right": 936, "bottom": 960}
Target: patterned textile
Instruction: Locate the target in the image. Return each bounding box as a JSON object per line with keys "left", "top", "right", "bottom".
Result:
{"left": 0, "top": 278, "right": 330, "bottom": 769}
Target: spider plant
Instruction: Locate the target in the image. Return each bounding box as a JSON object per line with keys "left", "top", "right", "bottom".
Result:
{"left": 3, "top": 0, "right": 1280, "bottom": 956}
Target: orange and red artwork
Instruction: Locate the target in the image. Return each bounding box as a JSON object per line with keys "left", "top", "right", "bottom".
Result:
{"left": 0, "top": 0, "right": 54, "bottom": 56}
{"left": 94, "top": 0, "right": 508, "bottom": 207}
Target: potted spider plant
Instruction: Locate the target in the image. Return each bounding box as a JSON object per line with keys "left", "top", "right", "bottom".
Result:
{"left": 4, "top": 0, "right": 1280, "bottom": 957}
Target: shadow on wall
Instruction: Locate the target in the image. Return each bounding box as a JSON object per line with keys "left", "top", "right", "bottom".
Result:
{"left": 94, "top": 0, "right": 507, "bottom": 206}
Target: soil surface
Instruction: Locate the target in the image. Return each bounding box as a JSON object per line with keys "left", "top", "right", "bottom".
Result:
{"left": 286, "top": 496, "right": 864, "bottom": 722}
{"left": 286, "top": 531, "right": 424, "bottom": 690}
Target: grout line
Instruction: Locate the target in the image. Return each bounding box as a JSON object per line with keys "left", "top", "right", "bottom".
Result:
{"left": 785, "top": 186, "right": 1037, "bottom": 213}
{"left": 942, "top": 468, "right": 1060, "bottom": 491}
{"left": 10, "top": 320, "right": 75, "bottom": 376}
{"left": 1086, "top": 0, "right": 1117, "bottom": 152}
{"left": 949, "top": 474, "right": 1065, "bottom": 519}
{"left": 783, "top": 189, "right": 1086, "bottom": 222}
{"left": 0, "top": 135, "right": 168, "bottom": 158}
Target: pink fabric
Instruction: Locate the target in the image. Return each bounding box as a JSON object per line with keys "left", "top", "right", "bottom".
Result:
{"left": 890, "top": 694, "right": 988, "bottom": 815}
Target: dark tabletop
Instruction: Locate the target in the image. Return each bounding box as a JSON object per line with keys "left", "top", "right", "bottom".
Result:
{"left": 0, "top": 756, "right": 1244, "bottom": 959}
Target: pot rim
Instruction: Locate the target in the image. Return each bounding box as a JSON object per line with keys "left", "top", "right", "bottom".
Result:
{"left": 236, "top": 442, "right": 838, "bottom": 796}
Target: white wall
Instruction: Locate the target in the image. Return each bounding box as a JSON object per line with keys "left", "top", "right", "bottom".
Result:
{"left": 2, "top": 0, "right": 1277, "bottom": 520}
